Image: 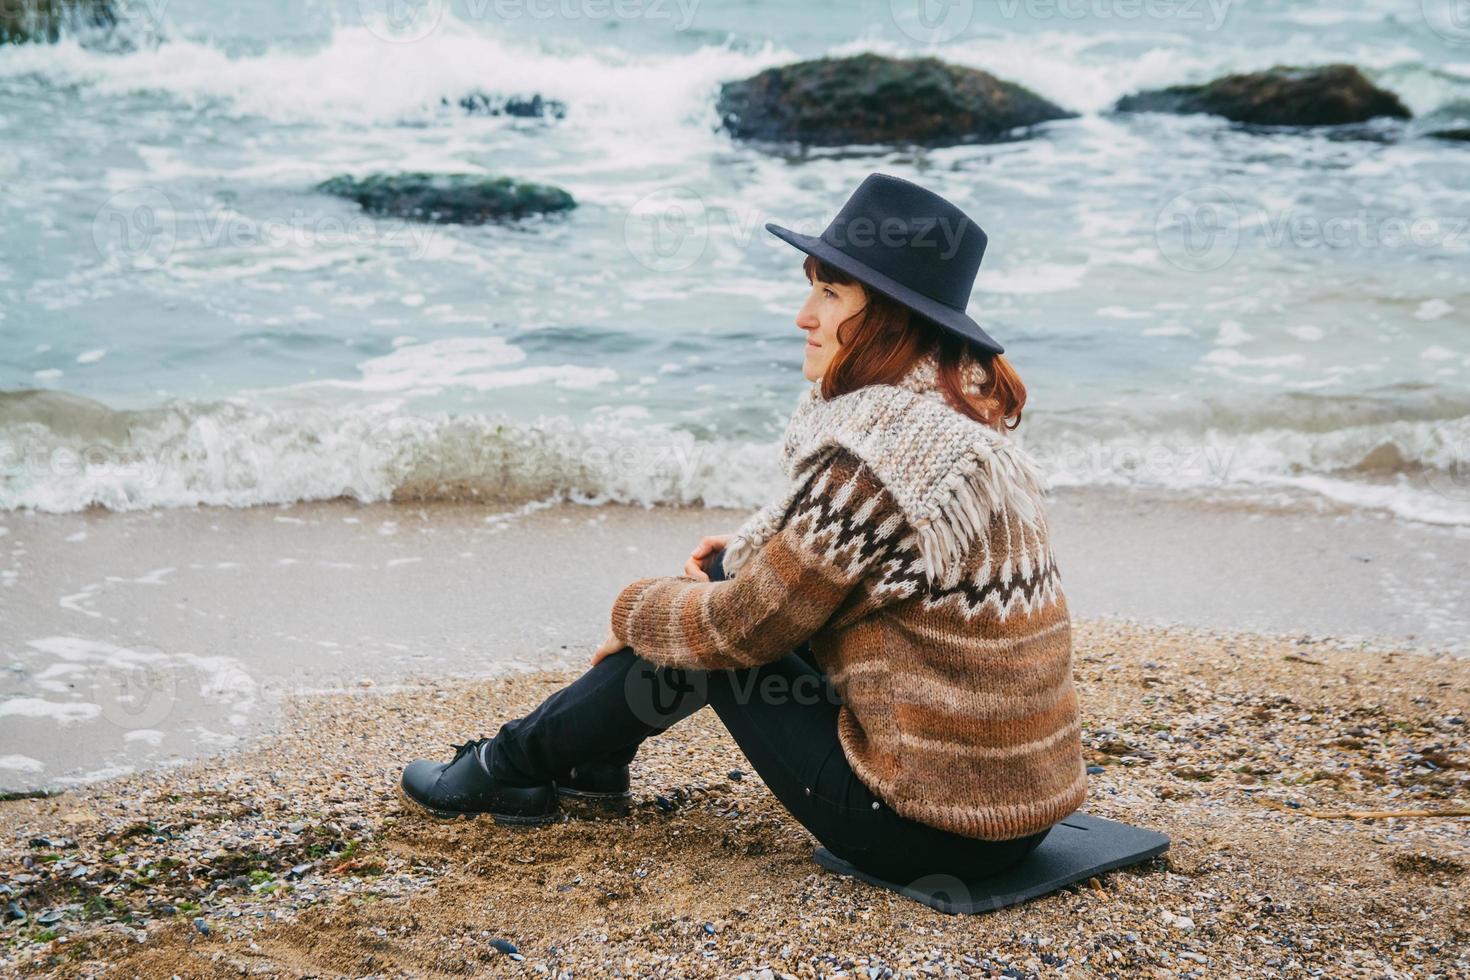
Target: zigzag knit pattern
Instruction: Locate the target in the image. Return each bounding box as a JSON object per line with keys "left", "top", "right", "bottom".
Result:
{"left": 610, "top": 426, "right": 1087, "bottom": 841}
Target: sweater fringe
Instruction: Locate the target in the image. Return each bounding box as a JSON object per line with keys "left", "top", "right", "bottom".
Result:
{"left": 721, "top": 363, "right": 1051, "bottom": 588}
{"left": 915, "top": 438, "right": 1045, "bottom": 589}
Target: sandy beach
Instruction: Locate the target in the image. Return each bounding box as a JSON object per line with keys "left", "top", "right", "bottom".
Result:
{"left": 1, "top": 616, "right": 1466, "bottom": 977}
{"left": 0, "top": 490, "right": 1467, "bottom": 976}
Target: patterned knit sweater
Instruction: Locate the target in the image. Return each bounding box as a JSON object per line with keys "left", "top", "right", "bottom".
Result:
{"left": 608, "top": 354, "right": 1087, "bottom": 841}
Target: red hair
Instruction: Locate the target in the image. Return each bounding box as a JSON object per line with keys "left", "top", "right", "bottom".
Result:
{"left": 803, "top": 255, "right": 1026, "bottom": 431}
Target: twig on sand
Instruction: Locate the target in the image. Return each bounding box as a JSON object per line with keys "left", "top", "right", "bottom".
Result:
{"left": 1256, "top": 796, "right": 1470, "bottom": 820}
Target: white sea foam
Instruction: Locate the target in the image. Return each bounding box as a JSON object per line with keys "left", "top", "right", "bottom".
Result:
{"left": 301, "top": 337, "right": 617, "bottom": 394}
{"left": 0, "top": 755, "right": 46, "bottom": 773}
{"left": 0, "top": 697, "right": 102, "bottom": 723}
{"left": 0, "top": 22, "right": 787, "bottom": 132}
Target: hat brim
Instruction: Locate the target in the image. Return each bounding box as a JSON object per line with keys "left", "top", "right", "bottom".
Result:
{"left": 765, "top": 222, "right": 1004, "bottom": 356}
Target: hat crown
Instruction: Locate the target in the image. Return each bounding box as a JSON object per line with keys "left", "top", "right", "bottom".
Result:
{"left": 820, "top": 174, "right": 986, "bottom": 311}
{"left": 762, "top": 172, "right": 1004, "bottom": 355}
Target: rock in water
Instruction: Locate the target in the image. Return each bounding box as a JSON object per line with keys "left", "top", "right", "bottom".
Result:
{"left": 717, "top": 53, "right": 1075, "bottom": 147}
{"left": 457, "top": 93, "right": 567, "bottom": 119}
{"left": 0, "top": 0, "right": 114, "bottom": 44}
{"left": 316, "top": 173, "right": 576, "bottom": 224}
{"left": 1416, "top": 101, "right": 1470, "bottom": 143}
{"left": 1114, "top": 65, "right": 1410, "bottom": 127}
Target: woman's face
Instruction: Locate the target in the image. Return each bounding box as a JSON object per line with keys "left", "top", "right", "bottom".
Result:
{"left": 795, "top": 270, "right": 866, "bottom": 382}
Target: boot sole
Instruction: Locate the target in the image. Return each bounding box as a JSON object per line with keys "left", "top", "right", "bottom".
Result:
{"left": 556, "top": 787, "right": 633, "bottom": 802}
{"left": 398, "top": 785, "right": 560, "bottom": 826}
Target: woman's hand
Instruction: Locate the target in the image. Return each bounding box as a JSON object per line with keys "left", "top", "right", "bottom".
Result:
{"left": 591, "top": 628, "right": 625, "bottom": 667}
{"left": 683, "top": 534, "right": 732, "bottom": 580}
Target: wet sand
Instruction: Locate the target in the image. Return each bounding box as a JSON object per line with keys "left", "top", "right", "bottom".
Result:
{"left": 2, "top": 487, "right": 1468, "bottom": 791}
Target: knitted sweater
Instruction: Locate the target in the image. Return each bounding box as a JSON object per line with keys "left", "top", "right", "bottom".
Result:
{"left": 608, "top": 356, "right": 1087, "bottom": 841}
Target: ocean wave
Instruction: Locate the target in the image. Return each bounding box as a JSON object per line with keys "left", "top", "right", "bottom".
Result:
{"left": 0, "top": 18, "right": 785, "bottom": 129}
{"left": 3, "top": 387, "right": 1469, "bottom": 525}
{"left": 3, "top": 11, "right": 1466, "bottom": 130}
{"left": 0, "top": 389, "right": 781, "bottom": 513}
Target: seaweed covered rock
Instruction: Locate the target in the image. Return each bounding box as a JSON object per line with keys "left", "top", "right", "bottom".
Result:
{"left": 1114, "top": 65, "right": 1410, "bottom": 127}
{"left": 317, "top": 173, "right": 576, "bottom": 224}
{"left": 717, "top": 53, "right": 1075, "bottom": 147}
{"left": 0, "top": 0, "right": 114, "bottom": 43}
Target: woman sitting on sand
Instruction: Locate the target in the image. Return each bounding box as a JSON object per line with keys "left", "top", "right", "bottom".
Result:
{"left": 401, "top": 173, "right": 1087, "bottom": 886}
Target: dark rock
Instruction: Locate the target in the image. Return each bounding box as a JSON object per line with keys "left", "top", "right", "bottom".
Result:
{"left": 28, "top": 836, "right": 74, "bottom": 849}
{"left": 0, "top": 0, "right": 114, "bottom": 44}
{"left": 192, "top": 916, "right": 210, "bottom": 936}
{"left": 1416, "top": 101, "right": 1470, "bottom": 142}
{"left": 456, "top": 92, "right": 566, "bottom": 119}
{"left": 717, "top": 53, "right": 1075, "bottom": 147}
{"left": 1114, "top": 64, "right": 1410, "bottom": 127}
{"left": 5, "top": 901, "right": 25, "bottom": 923}
{"left": 727, "top": 769, "right": 744, "bottom": 781}
{"left": 317, "top": 173, "right": 576, "bottom": 224}
{"left": 1086, "top": 765, "right": 1105, "bottom": 775}
{"left": 489, "top": 938, "right": 519, "bottom": 956}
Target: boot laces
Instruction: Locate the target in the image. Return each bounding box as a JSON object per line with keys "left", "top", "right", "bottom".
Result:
{"left": 449, "top": 738, "right": 490, "bottom": 764}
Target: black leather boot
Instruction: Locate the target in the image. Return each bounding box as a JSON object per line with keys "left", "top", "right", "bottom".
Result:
{"left": 400, "top": 738, "right": 559, "bottom": 825}
{"left": 555, "top": 761, "right": 632, "bottom": 805}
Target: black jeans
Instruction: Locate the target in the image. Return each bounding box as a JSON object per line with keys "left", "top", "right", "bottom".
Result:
{"left": 487, "top": 550, "right": 1051, "bottom": 884}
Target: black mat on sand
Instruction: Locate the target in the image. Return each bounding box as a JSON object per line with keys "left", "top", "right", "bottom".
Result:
{"left": 812, "top": 812, "right": 1169, "bottom": 914}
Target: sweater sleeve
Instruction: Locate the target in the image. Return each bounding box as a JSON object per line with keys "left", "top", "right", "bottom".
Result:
{"left": 608, "top": 449, "right": 908, "bottom": 671}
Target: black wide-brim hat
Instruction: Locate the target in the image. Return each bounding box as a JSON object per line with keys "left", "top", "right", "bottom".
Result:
{"left": 765, "top": 172, "right": 1003, "bottom": 356}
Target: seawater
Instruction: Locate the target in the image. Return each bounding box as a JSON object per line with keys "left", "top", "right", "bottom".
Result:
{"left": 2, "top": 0, "right": 1468, "bottom": 522}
